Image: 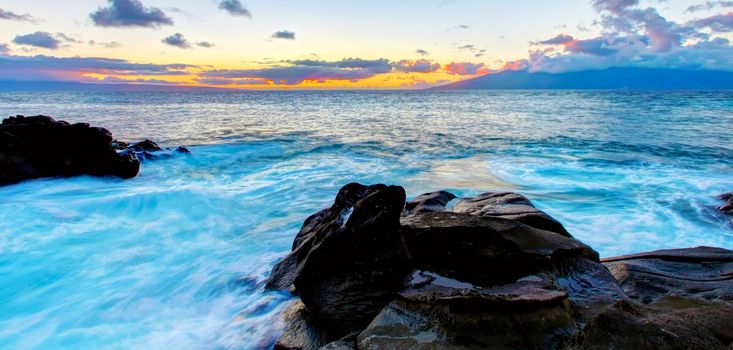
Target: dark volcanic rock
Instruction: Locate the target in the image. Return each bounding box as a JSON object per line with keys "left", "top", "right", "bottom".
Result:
{"left": 602, "top": 246, "right": 733, "bottom": 303}
{"left": 267, "top": 183, "right": 412, "bottom": 338}
{"left": 718, "top": 192, "right": 733, "bottom": 223}
{"left": 453, "top": 192, "right": 572, "bottom": 237}
{"left": 403, "top": 190, "right": 456, "bottom": 214}
{"left": 123, "top": 139, "right": 191, "bottom": 161}
{"left": 0, "top": 115, "right": 139, "bottom": 184}
{"left": 567, "top": 297, "right": 733, "bottom": 350}
{"left": 267, "top": 183, "right": 733, "bottom": 349}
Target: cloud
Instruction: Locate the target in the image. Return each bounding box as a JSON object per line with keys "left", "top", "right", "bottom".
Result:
{"left": 203, "top": 58, "right": 396, "bottom": 85}
{"left": 90, "top": 0, "right": 173, "bottom": 28}
{"left": 94, "top": 76, "right": 178, "bottom": 85}
{"left": 393, "top": 59, "right": 441, "bottom": 73}
{"left": 195, "top": 77, "right": 269, "bottom": 85}
{"left": 218, "top": 0, "right": 251, "bottom": 17}
{"left": 0, "top": 54, "right": 194, "bottom": 81}
{"left": 686, "top": 1, "right": 733, "bottom": 13}
{"left": 162, "top": 33, "right": 191, "bottom": 49}
{"left": 536, "top": 34, "right": 575, "bottom": 45}
{"left": 692, "top": 12, "right": 733, "bottom": 31}
{"left": 196, "top": 41, "right": 215, "bottom": 48}
{"left": 451, "top": 24, "right": 470, "bottom": 29}
{"left": 12, "top": 32, "right": 74, "bottom": 50}
{"left": 520, "top": 0, "right": 733, "bottom": 74}
{"left": 272, "top": 30, "right": 295, "bottom": 40}
{"left": 592, "top": 0, "right": 639, "bottom": 14}
{"left": 443, "top": 62, "right": 489, "bottom": 75}
{"left": 89, "top": 40, "right": 122, "bottom": 48}
{"left": 415, "top": 49, "right": 429, "bottom": 56}
{"left": 0, "top": 44, "right": 9, "bottom": 55}
{"left": 0, "top": 8, "right": 39, "bottom": 23}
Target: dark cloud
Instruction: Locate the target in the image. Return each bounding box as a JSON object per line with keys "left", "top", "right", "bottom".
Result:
{"left": 0, "top": 44, "right": 9, "bottom": 55}
{"left": 90, "top": 0, "right": 173, "bottom": 28}
{"left": 287, "top": 58, "right": 393, "bottom": 72}
{"left": 218, "top": 0, "right": 251, "bottom": 17}
{"left": 452, "top": 24, "right": 470, "bottom": 29}
{"left": 203, "top": 58, "right": 399, "bottom": 85}
{"left": 196, "top": 41, "right": 215, "bottom": 48}
{"left": 272, "top": 31, "right": 295, "bottom": 40}
{"left": 162, "top": 33, "right": 191, "bottom": 49}
{"left": 692, "top": 12, "right": 733, "bottom": 31}
{"left": 685, "top": 1, "right": 733, "bottom": 13}
{"left": 393, "top": 59, "right": 441, "bottom": 73}
{"left": 13, "top": 32, "right": 64, "bottom": 50}
{"left": 195, "top": 77, "right": 269, "bottom": 85}
{"left": 415, "top": 49, "right": 430, "bottom": 56}
{"left": 0, "top": 8, "right": 39, "bottom": 23}
{"left": 0, "top": 54, "right": 194, "bottom": 81}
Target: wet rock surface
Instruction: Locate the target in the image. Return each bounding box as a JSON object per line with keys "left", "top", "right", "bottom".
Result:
{"left": 265, "top": 183, "right": 733, "bottom": 349}
{"left": 0, "top": 115, "right": 139, "bottom": 184}
{"left": 718, "top": 192, "right": 733, "bottom": 223}
{"left": 0, "top": 115, "right": 190, "bottom": 185}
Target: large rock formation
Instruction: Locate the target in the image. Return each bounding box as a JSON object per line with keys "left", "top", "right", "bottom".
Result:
{"left": 0, "top": 115, "right": 189, "bottom": 185}
{"left": 266, "top": 183, "right": 733, "bottom": 349}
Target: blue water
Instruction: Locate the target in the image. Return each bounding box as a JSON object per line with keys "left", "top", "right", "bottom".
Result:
{"left": 0, "top": 90, "right": 732, "bottom": 349}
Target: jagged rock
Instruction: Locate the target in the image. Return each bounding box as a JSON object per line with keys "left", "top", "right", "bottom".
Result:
{"left": 123, "top": 139, "right": 191, "bottom": 161}
{"left": 453, "top": 192, "right": 571, "bottom": 237}
{"left": 718, "top": 192, "right": 733, "bottom": 223}
{"left": 274, "top": 301, "right": 328, "bottom": 350}
{"left": 602, "top": 246, "right": 733, "bottom": 303}
{"left": 567, "top": 297, "right": 733, "bottom": 349}
{"left": 401, "top": 210, "right": 599, "bottom": 285}
{"left": 403, "top": 190, "right": 456, "bottom": 214}
{"left": 0, "top": 115, "right": 139, "bottom": 184}
{"left": 268, "top": 183, "right": 412, "bottom": 337}
{"left": 266, "top": 184, "right": 733, "bottom": 349}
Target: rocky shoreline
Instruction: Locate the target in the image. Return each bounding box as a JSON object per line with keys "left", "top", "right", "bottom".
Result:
{"left": 267, "top": 183, "right": 733, "bottom": 349}
{"left": 0, "top": 115, "right": 188, "bottom": 185}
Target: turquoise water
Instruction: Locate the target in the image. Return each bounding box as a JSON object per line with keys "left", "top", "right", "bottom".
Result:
{"left": 0, "top": 90, "right": 732, "bottom": 349}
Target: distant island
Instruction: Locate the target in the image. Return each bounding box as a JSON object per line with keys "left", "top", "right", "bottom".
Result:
{"left": 434, "top": 67, "right": 733, "bottom": 90}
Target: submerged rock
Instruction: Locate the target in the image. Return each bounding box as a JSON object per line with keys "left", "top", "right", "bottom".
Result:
{"left": 0, "top": 115, "right": 139, "bottom": 184}
{"left": 718, "top": 192, "right": 733, "bottom": 223}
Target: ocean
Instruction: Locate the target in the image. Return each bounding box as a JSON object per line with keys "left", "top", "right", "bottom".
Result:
{"left": 0, "top": 90, "right": 732, "bottom": 349}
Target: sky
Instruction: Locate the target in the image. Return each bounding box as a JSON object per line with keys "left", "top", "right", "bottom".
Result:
{"left": 0, "top": 0, "right": 732, "bottom": 89}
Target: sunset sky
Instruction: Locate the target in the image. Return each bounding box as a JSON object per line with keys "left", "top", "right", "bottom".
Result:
{"left": 1, "top": 0, "right": 732, "bottom": 89}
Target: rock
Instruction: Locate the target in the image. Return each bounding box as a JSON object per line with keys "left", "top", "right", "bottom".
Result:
{"left": 717, "top": 192, "right": 733, "bottom": 220}
{"left": 404, "top": 191, "right": 456, "bottom": 214}
{"left": 274, "top": 301, "right": 329, "bottom": 350}
{"left": 123, "top": 139, "right": 191, "bottom": 161}
{"left": 602, "top": 246, "right": 733, "bottom": 303}
{"left": 268, "top": 183, "right": 412, "bottom": 337}
{"left": 400, "top": 210, "right": 599, "bottom": 285}
{"left": 267, "top": 184, "right": 733, "bottom": 349}
{"left": 128, "top": 139, "right": 162, "bottom": 152}
{"left": 0, "top": 115, "right": 140, "bottom": 185}
{"left": 453, "top": 192, "right": 571, "bottom": 237}
{"left": 567, "top": 297, "right": 733, "bottom": 349}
